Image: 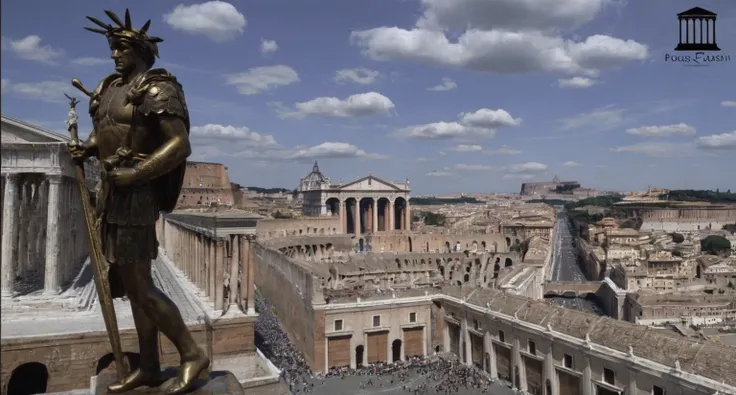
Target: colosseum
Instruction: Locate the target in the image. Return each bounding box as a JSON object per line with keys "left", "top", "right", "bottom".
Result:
{"left": 249, "top": 166, "right": 735, "bottom": 395}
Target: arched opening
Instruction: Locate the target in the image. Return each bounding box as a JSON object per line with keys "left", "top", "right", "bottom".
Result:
{"left": 358, "top": 238, "right": 364, "bottom": 252}
{"left": 8, "top": 362, "right": 49, "bottom": 395}
{"left": 426, "top": 241, "right": 430, "bottom": 252}
{"left": 408, "top": 236, "right": 413, "bottom": 252}
{"left": 464, "top": 274, "right": 470, "bottom": 283}
{"left": 435, "top": 345, "right": 441, "bottom": 353}
{"left": 696, "top": 265, "right": 702, "bottom": 278}
{"left": 355, "top": 345, "right": 364, "bottom": 368}
{"left": 481, "top": 241, "right": 487, "bottom": 251}
{"left": 325, "top": 197, "right": 340, "bottom": 216}
{"left": 392, "top": 339, "right": 402, "bottom": 362}
{"left": 359, "top": 197, "right": 375, "bottom": 233}
{"left": 445, "top": 241, "right": 451, "bottom": 253}
{"left": 377, "top": 197, "right": 390, "bottom": 231}
{"left": 505, "top": 258, "right": 513, "bottom": 267}
{"left": 493, "top": 263, "right": 500, "bottom": 279}
{"left": 346, "top": 197, "right": 357, "bottom": 234}
{"left": 505, "top": 237, "right": 511, "bottom": 248}
{"left": 394, "top": 197, "right": 407, "bottom": 230}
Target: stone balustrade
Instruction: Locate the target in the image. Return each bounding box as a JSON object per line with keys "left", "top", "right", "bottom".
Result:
{"left": 156, "top": 215, "right": 256, "bottom": 314}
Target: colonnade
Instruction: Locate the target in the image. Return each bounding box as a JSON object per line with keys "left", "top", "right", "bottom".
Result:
{"left": 329, "top": 196, "right": 411, "bottom": 235}
{"left": 1, "top": 172, "right": 87, "bottom": 297}
{"left": 157, "top": 218, "right": 256, "bottom": 314}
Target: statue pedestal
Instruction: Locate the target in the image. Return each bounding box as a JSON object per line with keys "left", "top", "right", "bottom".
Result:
{"left": 94, "top": 368, "right": 244, "bottom": 395}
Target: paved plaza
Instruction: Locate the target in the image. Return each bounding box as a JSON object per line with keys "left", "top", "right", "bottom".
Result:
{"left": 291, "top": 368, "right": 517, "bottom": 395}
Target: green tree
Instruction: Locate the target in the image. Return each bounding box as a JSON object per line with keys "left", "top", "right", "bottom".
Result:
{"left": 700, "top": 235, "right": 731, "bottom": 256}
{"left": 671, "top": 233, "right": 685, "bottom": 243}
{"left": 272, "top": 210, "right": 293, "bottom": 219}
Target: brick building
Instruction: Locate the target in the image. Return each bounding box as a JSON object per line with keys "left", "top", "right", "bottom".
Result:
{"left": 176, "top": 161, "right": 235, "bottom": 208}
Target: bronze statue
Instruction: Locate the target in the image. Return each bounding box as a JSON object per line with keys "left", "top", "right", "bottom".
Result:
{"left": 67, "top": 9, "right": 209, "bottom": 394}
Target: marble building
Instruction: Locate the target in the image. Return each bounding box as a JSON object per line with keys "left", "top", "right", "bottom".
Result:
{"left": 1, "top": 114, "right": 90, "bottom": 298}
{"left": 298, "top": 162, "right": 412, "bottom": 234}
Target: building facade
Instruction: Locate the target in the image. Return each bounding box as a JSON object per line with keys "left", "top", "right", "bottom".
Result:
{"left": 298, "top": 163, "right": 412, "bottom": 234}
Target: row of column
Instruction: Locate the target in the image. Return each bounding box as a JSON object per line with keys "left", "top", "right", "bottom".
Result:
{"left": 445, "top": 316, "right": 641, "bottom": 395}
{"left": 159, "top": 219, "right": 255, "bottom": 314}
{"left": 339, "top": 198, "right": 411, "bottom": 235}
{"left": 1, "top": 173, "right": 87, "bottom": 297}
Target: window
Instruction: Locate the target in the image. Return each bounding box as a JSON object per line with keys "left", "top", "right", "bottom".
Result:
{"left": 334, "top": 319, "right": 343, "bottom": 331}
{"left": 372, "top": 315, "right": 381, "bottom": 327}
{"left": 528, "top": 340, "right": 536, "bottom": 355}
{"left": 603, "top": 368, "right": 615, "bottom": 385}
{"left": 652, "top": 386, "right": 665, "bottom": 395}
{"left": 563, "top": 354, "right": 573, "bottom": 369}
{"left": 498, "top": 330, "right": 505, "bottom": 343}
{"left": 473, "top": 319, "right": 480, "bottom": 330}
{"left": 409, "top": 312, "right": 417, "bottom": 323}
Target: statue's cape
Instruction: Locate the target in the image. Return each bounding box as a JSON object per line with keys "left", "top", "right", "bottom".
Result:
{"left": 92, "top": 69, "right": 190, "bottom": 214}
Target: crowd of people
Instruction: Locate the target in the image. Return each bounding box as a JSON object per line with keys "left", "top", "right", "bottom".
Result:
{"left": 255, "top": 292, "right": 516, "bottom": 394}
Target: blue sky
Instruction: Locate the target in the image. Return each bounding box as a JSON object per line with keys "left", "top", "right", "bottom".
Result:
{"left": 1, "top": 0, "right": 734, "bottom": 194}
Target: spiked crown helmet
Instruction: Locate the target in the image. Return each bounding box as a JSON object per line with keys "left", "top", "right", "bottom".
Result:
{"left": 84, "top": 9, "right": 163, "bottom": 59}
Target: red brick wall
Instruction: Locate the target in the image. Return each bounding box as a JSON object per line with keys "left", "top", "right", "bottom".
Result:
{"left": 176, "top": 161, "right": 235, "bottom": 208}
{"left": 0, "top": 318, "right": 254, "bottom": 394}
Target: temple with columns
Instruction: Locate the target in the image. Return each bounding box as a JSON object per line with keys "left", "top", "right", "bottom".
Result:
{"left": 298, "top": 162, "right": 411, "bottom": 234}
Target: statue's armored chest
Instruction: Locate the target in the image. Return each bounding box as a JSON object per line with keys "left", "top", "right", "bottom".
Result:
{"left": 98, "top": 83, "right": 134, "bottom": 125}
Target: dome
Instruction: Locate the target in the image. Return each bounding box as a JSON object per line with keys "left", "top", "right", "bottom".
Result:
{"left": 300, "top": 161, "right": 328, "bottom": 191}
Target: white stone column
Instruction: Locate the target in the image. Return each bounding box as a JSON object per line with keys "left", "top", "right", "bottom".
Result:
{"left": 43, "top": 174, "right": 62, "bottom": 295}
{"left": 443, "top": 319, "right": 450, "bottom": 352}
{"left": 372, "top": 199, "right": 378, "bottom": 234}
{"left": 353, "top": 199, "right": 361, "bottom": 235}
{"left": 340, "top": 201, "right": 347, "bottom": 234}
{"left": 544, "top": 342, "right": 557, "bottom": 395}
{"left": 513, "top": 337, "right": 527, "bottom": 391}
{"left": 388, "top": 200, "right": 395, "bottom": 231}
{"left": 228, "top": 234, "right": 240, "bottom": 306}
{"left": 485, "top": 331, "right": 497, "bottom": 378}
{"left": 405, "top": 199, "right": 411, "bottom": 231}
{"left": 1, "top": 173, "right": 21, "bottom": 297}
{"left": 581, "top": 356, "right": 592, "bottom": 395}
{"left": 627, "top": 368, "right": 637, "bottom": 395}
{"left": 462, "top": 318, "right": 472, "bottom": 366}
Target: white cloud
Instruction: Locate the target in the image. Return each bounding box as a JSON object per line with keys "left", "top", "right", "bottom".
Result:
{"left": 70, "top": 57, "right": 108, "bottom": 66}
{"left": 557, "top": 76, "right": 596, "bottom": 88}
{"left": 225, "top": 65, "right": 300, "bottom": 95}
{"left": 2, "top": 35, "right": 63, "bottom": 64}
{"left": 450, "top": 144, "right": 483, "bottom": 152}
{"left": 720, "top": 101, "right": 736, "bottom": 107}
{"left": 454, "top": 161, "right": 547, "bottom": 177}
{"left": 277, "top": 92, "right": 395, "bottom": 119}
{"left": 455, "top": 164, "right": 495, "bottom": 171}
{"left": 626, "top": 123, "right": 696, "bottom": 138}
{"left": 416, "top": 0, "right": 605, "bottom": 32}
{"left": 232, "top": 142, "right": 388, "bottom": 162}
{"left": 351, "top": 29, "right": 647, "bottom": 77}
{"left": 695, "top": 131, "right": 736, "bottom": 150}
{"left": 190, "top": 124, "right": 278, "bottom": 146}
{"left": 484, "top": 145, "right": 521, "bottom": 155}
{"left": 2, "top": 80, "right": 69, "bottom": 103}
{"left": 164, "top": 1, "right": 246, "bottom": 42}
{"left": 563, "top": 161, "right": 582, "bottom": 167}
{"left": 416, "top": 157, "right": 434, "bottom": 162}
{"left": 261, "top": 39, "right": 279, "bottom": 53}
{"left": 334, "top": 68, "right": 380, "bottom": 85}
{"left": 427, "top": 77, "right": 457, "bottom": 91}
{"left": 427, "top": 170, "right": 452, "bottom": 177}
{"left": 609, "top": 142, "right": 692, "bottom": 158}
{"left": 558, "top": 105, "right": 625, "bottom": 131}
{"left": 395, "top": 108, "right": 520, "bottom": 141}
{"left": 1, "top": 78, "right": 8, "bottom": 93}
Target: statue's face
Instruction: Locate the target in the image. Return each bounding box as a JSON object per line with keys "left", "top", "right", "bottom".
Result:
{"left": 109, "top": 38, "right": 140, "bottom": 75}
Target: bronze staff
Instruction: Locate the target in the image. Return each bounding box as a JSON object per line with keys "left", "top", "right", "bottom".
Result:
{"left": 68, "top": 9, "right": 209, "bottom": 395}
{"left": 65, "top": 91, "right": 127, "bottom": 380}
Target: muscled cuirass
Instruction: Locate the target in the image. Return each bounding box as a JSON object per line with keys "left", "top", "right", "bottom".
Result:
{"left": 94, "top": 80, "right": 162, "bottom": 162}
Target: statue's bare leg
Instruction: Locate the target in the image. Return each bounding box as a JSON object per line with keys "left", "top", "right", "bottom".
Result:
{"left": 112, "top": 260, "right": 209, "bottom": 394}
{"left": 107, "top": 300, "right": 163, "bottom": 392}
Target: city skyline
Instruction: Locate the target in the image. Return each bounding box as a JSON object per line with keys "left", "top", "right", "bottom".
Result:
{"left": 1, "top": 0, "right": 735, "bottom": 194}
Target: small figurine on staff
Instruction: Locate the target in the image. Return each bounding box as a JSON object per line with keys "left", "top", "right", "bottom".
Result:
{"left": 64, "top": 93, "right": 81, "bottom": 136}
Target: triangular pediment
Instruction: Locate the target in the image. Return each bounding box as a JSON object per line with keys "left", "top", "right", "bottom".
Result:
{"left": 1, "top": 114, "right": 70, "bottom": 144}
{"left": 678, "top": 7, "right": 716, "bottom": 17}
{"left": 338, "top": 175, "right": 405, "bottom": 191}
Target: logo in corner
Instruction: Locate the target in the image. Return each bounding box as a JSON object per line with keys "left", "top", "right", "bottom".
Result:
{"left": 665, "top": 7, "right": 730, "bottom": 65}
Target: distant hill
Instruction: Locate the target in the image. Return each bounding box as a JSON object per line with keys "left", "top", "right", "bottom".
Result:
{"left": 410, "top": 197, "right": 482, "bottom": 205}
